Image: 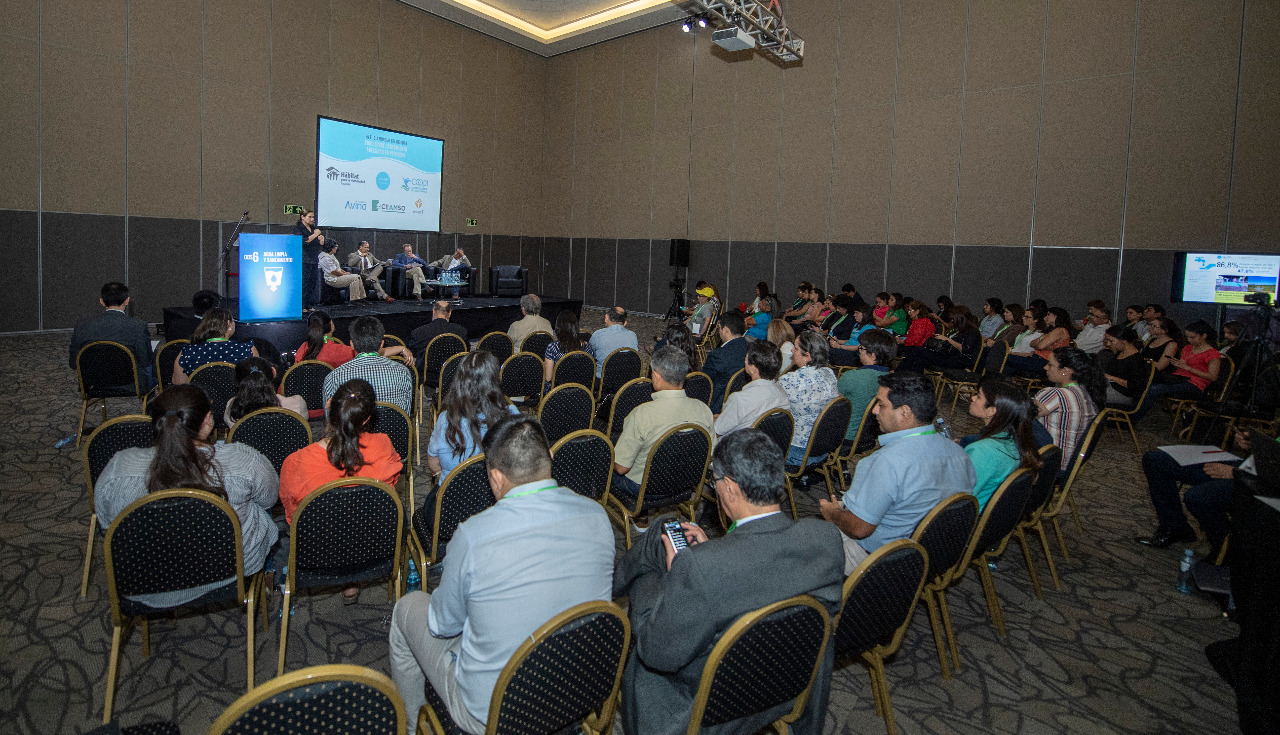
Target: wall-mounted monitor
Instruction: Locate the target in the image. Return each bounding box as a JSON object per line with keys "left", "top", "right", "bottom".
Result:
{"left": 315, "top": 116, "right": 443, "bottom": 231}
{"left": 1171, "top": 252, "right": 1279, "bottom": 305}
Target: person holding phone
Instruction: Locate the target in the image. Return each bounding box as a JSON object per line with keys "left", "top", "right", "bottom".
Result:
{"left": 612, "top": 429, "right": 845, "bottom": 735}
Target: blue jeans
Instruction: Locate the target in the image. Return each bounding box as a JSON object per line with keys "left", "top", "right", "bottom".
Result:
{"left": 787, "top": 444, "right": 827, "bottom": 469}
{"left": 1131, "top": 379, "right": 1203, "bottom": 422}
{"left": 613, "top": 471, "right": 641, "bottom": 501}
{"left": 1002, "top": 354, "right": 1047, "bottom": 378}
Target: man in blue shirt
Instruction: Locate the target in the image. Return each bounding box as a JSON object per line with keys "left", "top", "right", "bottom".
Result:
{"left": 587, "top": 306, "right": 639, "bottom": 378}
{"left": 393, "top": 243, "right": 430, "bottom": 300}
{"left": 388, "top": 414, "right": 614, "bottom": 734}
{"left": 819, "top": 372, "right": 976, "bottom": 573}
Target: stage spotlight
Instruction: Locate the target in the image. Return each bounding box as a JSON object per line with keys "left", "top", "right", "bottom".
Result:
{"left": 697, "top": 16, "right": 708, "bottom": 27}
{"left": 681, "top": 20, "right": 692, "bottom": 32}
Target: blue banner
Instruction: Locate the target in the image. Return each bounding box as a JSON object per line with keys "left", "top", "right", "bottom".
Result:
{"left": 238, "top": 233, "right": 302, "bottom": 322}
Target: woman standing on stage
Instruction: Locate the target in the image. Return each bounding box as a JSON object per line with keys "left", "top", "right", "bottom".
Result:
{"left": 294, "top": 209, "right": 325, "bottom": 311}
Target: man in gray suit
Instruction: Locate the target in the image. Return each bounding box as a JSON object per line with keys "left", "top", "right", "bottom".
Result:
{"left": 613, "top": 429, "right": 846, "bottom": 735}
{"left": 347, "top": 241, "right": 395, "bottom": 302}
{"left": 69, "top": 282, "right": 156, "bottom": 391}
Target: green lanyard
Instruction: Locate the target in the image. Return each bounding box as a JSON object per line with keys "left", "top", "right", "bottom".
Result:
{"left": 357, "top": 351, "right": 378, "bottom": 357}
{"left": 504, "top": 480, "right": 557, "bottom": 499}
{"left": 993, "top": 323, "right": 1010, "bottom": 339}
{"left": 829, "top": 314, "right": 847, "bottom": 332}
{"left": 207, "top": 337, "right": 228, "bottom": 342}
{"left": 899, "top": 428, "right": 937, "bottom": 439}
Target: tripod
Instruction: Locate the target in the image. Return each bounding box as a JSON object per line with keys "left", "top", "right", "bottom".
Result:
{"left": 663, "top": 270, "right": 687, "bottom": 322}
{"left": 1196, "top": 299, "right": 1277, "bottom": 444}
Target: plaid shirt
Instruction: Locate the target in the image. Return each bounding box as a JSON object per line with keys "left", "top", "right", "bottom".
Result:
{"left": 322, "top": 353, "right": 414, "bottom": 417}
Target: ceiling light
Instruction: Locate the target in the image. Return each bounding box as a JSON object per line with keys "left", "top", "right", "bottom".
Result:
{"left": 681, "top": 20, "right": 692, "bottom": 32}
{"left": 697, "top": 16, "right": 708, "bottom": 27}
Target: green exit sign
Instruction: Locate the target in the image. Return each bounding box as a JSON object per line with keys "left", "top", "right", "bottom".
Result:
{"left": 283, "top": 204, "right": 305, "bottom": 215}
{"left": 465, "top": 218, "right": 478, "bottom": 227}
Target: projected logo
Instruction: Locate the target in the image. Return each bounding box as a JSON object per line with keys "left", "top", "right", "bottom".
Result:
{"left": 264, "top": 267, "right": 283, "bottom": 292}
{"left": 244, "top": 251, "right": 259, "bottom": 263}
{"left": 401, "top": 177, "right": 431, "bottom": 193}
{"left": 376, "top": 172, "right": 391, "bottom": 190}
{"left": 371, "top": 199, "right": 406, "bottom": 214}
{"left": 344, "top": 201, "right": 367, "bottom": 210}
{"left": 325, "top": 167, "right": 365, "bottom": 185}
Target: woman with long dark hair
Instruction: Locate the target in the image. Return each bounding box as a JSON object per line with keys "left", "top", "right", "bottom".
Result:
{"left": 898, "top": 307, "right": 982, "bottom": 374}
{"left": 293, "top": 311, "right": 355, "bottom": 367}
{"left": 965, "top": 378, "right": 1044, "bottom": 510}
{"left": 749, "top": 281, "right": 770, "bottom": 313}
{"left": 94, "top": 384, "right": 279, "bottom": 606}
{"left": 1101, "top": 326, "right": 1146, "bottom": 408}
{"left": 427, "top": 351, "right": 519, "bottom": 480}
{"left": 1002, "top": 306, "right": 1075, "bottom": 378}
{"left": 225, "top": 357, "right": 308, "bottom": 425}
{"left": 1034, "top": 346, "right": 1103, "bottom": 471}
{"left": 294, "top": 209, "right": 325, "bottom": 310}
{"left": 542, "top": 310, "right": 583, "bottom": 388}
{"left": 1133, "top": 319, "right": 1221, "bottom": 422}
{"left": 172, "top": 308, "right": 256, "bottom": 385}
{"left": 1141, "top": 316, "right": 1183, "bottom": 380}
{"left": 661, "top": 323, "right": 701, "bottom": 372}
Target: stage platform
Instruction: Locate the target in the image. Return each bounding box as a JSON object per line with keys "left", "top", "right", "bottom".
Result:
{"left": 161, "top": 295, "right": 582, "bottom": 351}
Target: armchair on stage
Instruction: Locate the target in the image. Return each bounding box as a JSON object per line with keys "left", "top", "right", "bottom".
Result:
{"left": 489, "top": 265, "right": 529, "bottom": 298}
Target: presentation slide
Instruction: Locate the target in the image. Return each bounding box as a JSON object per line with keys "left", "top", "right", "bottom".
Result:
{"left": 316, "top": 116, "right": 443, "bottom": 231}
{"left": 239, "top": 233, "right": 302, "bottom": 322}
{"left": 1177, "top": 252, "right": 1280, "bottom": 304}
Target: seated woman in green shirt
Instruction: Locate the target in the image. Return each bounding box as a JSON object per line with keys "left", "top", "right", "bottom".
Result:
{"left": 963, "top": 377, "right": 1045, "bottom": 511}
{"left": 874, "top": 292, "right": 909, "bottom": 337}
{"left": 836, "top": 329, "right": 896, "bottom": 452}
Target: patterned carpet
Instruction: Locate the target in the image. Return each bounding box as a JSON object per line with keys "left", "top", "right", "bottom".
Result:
{"left": 0, "top": 315, "right": 1242, "bottom": 734}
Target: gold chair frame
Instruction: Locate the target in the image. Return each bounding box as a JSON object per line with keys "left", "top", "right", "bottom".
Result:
{"left": 75, "top": 341, "right": 145, "bottom": 447}
{"left": 80, "top": 414, "right": 153, "bottom": 599}
{"left": 603, "top": 423, "right": 712, "bottom": 549}
{"left": 909, "top": 492, "right": 978, "bottom": 681}
{"left": 211, "top": 664, "right": 406, "bottom": 735}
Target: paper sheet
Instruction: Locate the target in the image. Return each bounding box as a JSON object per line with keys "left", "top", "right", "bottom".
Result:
{"left": 1156, "top": 445, "right": 1241, "bottom": 466}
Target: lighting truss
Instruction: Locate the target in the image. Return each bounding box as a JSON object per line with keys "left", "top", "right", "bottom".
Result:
{"left": 687, "top": 0, "right": 804, "bottom": 62}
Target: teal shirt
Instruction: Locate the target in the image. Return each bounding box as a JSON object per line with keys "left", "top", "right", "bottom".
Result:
{"left": 837, "top": 366, "right": 888, "bottom": 441}
{"left": 964, "top": 434, "right": 1022, "bottom": 511}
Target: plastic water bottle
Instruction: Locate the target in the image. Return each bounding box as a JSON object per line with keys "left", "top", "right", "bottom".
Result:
{"left": 1176, "top": 549, "right": 1195, "bottom": 594}
{"left": 935, "top": 417, "right": 952, "bottom": 441}
{"left": 54, "top": 436, "right": 76, "bottom": 449}
{"left": 406, "top": 560, "right": 421, "bottom": 592}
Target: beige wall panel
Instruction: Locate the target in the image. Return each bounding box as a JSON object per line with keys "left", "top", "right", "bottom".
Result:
{"left": 777, "top": 0, "right": 837, "bottom": 117}
{"left": 735, "top": 53, "right": 782, "bottom": 121}
{"left": 458, "top": 36, "right": 496, "bottom": 231}
{"left": 517, "top": 68, "right": 545, "bottom": 235}
{"left": 965, "top": 0, "right": 1046, "bottom": 93}
{"left": 1228, "top": 1, "right": 1280, "bottom": 252}
{"left": 420, "top": 15, "right": 461, "bottom": 138}
{"left": 42, "top": 0, "right": 125, "bottom": 55}
{"left": 731, "top": 118, "right": 781, "bottom": 243}
{"left": 201, "top": 81, "right": 269, "bottom": 221}
{"left": 654, "top": 26, "right": 695, "bottom": 126}
{"left": 271, "top": 0, "right": 330, "bottom": 94}
{"left": 1044, "top": 0, "right": 1136, "bottom": 82}
{"left": 615, "top": 132, "right": 654, "bottom": 239}
{"left": 836, "top": 0, "right": 899, "bottom": 109}
{"left": 586, "top": 44, "right": 624, "bottom": 142}
{"left": 0, "top": 40, "right": 38, "bottom": 209}
{"left": 896, "top": 0, "right": 966, "bottom": 101}
{"left": 204, "top": 0, "right": 269, "bottom": 85}
{"left": 269, "top": 90, "right": 328, "bottom": 223}
{"left": 377, "top": 1, "right": 423, "bottom": 132}
{"left": 1125, "top": 64, "right": 1236, "bottom": 250}
{"left": 887, "top": 95, "right": 962, "bottom": 244}
{"left": 41, "top": 45, "right": 125, "bottom": 214}
{"left": 439, "top": 124, "right": 465, "bottom": 231}
{"left": 956, "top": 86, "right": 1039, "bottom": 245}
{"left": 578, "top": 141, "right": 620, "bottom": 238}
{"left": 0, "top": 0, "right": 38, "bottom": 40}
{"left": 650, "top": 128, "right": 692, "bottom": 239}
{"left": 129, "top": 0, "right": 201, "bottom": 72}
{"left": 127, "top": 64, "right": 201, "bottom": 219}
{"left": 1033, "top": 75, "right": 1131, "bottom": 247}
{"left": 688, "top": 124, "right": 734, "bottom": 240}
{"left": 541, "top": 55, "right": 577, "bottom": 237}
{"left": 692, "top": 43, "right": 737, "bottom": 129}
{"left": 620, "top": 33, "right": 658, "bottom": 141}
{"left": 778, "top": 112, "right": 835, "bottom": 243}
{"left": 1137, "top": 0, "right": 1243, "bottom": 71}
{"left": 829, "top": 103, "right": 893, "bottom": 243}
{"left": 331, "top": 0, "right": 381, "bottom": 122}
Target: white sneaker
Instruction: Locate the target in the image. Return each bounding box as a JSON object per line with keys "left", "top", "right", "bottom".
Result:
{"left": 630, "top": 519, "right": 649, "bottom": 535}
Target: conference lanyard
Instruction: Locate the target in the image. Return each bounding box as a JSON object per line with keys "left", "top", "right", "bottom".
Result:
{"left": 357, "top": 352, "right": 378, "bottom": 358}
{"left": 207, "top": 338, "right": 228, "bottom": 342}
{"left": 899, "top": 428, "right": 937, "bottom": 439}
{"left": 504, "top": 481, "right": 557, "bottom": 499}
{"left": 829, "top": 314, "right": 847, "bottom": 332}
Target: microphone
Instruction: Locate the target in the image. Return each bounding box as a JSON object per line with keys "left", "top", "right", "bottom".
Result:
{"left": 243, "top": 210, "right": 250, "bottom": 217}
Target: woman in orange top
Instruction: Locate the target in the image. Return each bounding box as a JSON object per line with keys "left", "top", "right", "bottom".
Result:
{"left": 293, "top": 311, "right": 356, "bottom": 367}
{"left": 1003, "top": 306, "right": 1077, "bottom": 378}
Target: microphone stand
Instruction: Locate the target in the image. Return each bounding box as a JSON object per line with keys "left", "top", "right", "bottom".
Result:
{"left": 220, "top": 211, "right": 249, "bottom": 299}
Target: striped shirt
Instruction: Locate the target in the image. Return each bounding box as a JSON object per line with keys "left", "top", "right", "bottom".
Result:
{"left": 1035, "top": 384, "right": 1097, "bottom": 470}
{"left": 322, "top": 353, "right": 414, "bottom": 417}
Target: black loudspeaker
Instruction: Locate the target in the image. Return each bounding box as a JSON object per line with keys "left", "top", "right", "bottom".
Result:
{"left": 669, "top": 238, "right": 691, "bottom": 268}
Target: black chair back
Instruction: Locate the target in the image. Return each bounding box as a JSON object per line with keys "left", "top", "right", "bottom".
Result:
{"left": 477, "top": 332, "right": 514, "bottom": 363}
{"left": 501, "top": 352, "right": 545, "bottom": 404}
{"left": 538, "top": 384, "right": 595, "bottom": 445}
{"left": 77, "top": 342, "right": 141, "bottom": 398}
{"left": 84, "top": 416, "right": 154, "bottom": 493}
{"left": 550, "top": 430, "right": 614, "bottom": 502}
{"left": 724, "top": 369, "right": 749, "bottom": 404}
{"left": 1060, "top": 411, "right": 1106, "bottom": 482}
{"left": 292, "top": 481, "right": 402, "bottom": 583}
{"left": 637, "top": 424, "right": 711, "bottom": 511}
{"left": 691, "top": 596, "right": 830, "bottom": 729}
{"left": 437, "top": 352, "right": 468, "bottom": 405}
{"left": 155, "top": 339, "right": 189, "bottom": 391}
{"left": 189, "top": 362, "right": 237, "bottom": 429}
{"left": 228, "top": 408, "right": 313, "bottom": 473}
{"left": 212, "top": 665, "right": 404, "bottom": 735}
{"left": 599, "top": 348, "right": 642, "bottom": 399}
{"left": 373, "top": 402, "right": 413, "bottom": 466}
{"left": 522, "top": 332, "right": 554, "bottom": 361}
{"left": 423, "top": 333, "right": 468, "bottom": 388}
{"left": 683, "top": 372, "right": 714, "bottom": 405}
{"left": 911, "top": 493, "right": 979, "bottom": 585}
{"left": 281, "top": 360, "right": 332, "bottom": 416}
{"left": 608, "top": 378, "right": 652, "bottom": 439}
{"left": 752, "top": 408, "right": 795, "bottom": 453}
{"left": 553, "top": 351, "right": 596, "bottom": 389}
{"left": 805, "top": 396, "right": 853, "bottom": 464}
{"left": 973, "top": 469, "right": 1035, "bottom": 555}
{"left": 833, "top": 540, "right": 928, "bottom": 659}
{"left": 415, "top": 456, "right": 494, "bottom": 561}
{"left": 1027, "top": 445, "right": 1063, "bottom": 518}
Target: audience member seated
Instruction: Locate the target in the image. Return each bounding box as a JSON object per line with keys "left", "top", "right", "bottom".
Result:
{"left": 685, "top": 286, "right": 719, "bottom": 337}
{"left": 587, "top": 306, "right": 639, "bottom": 378}
{"left": 745, "top": 281, "right": 771, "bottom": 314}
{"left": 704, "top": 312, "right": 749, "bottom": 413}
{"left": 426, "top": 351, "right": 520, "bottom": 484}
{"left": 1121, "top": 304, "right": 1149, "bottom": 341}
{"left": 506, "top": 294, "right": 552, "bottom": 352}
{"left": 279, "top": 379, "right": 402, "bottom": 601}
{"left": 225, "top": 357, "right": 307, "bottom": 427}
{"left": 542, "top": 310, "right": 584, "bottom": 391}
{"left": 790, "top": 288, "right": 828, "bottom": 331}
{"left": 841, "top": 282, "right": 868, "bottom": 311}
{"left": 898, "top": 300, "right": 938, "bottom": 349}
{"left": 836, "top": 329, "right": 894, "bottom": 451}
{"left": 69, "top": 282, "right": 157, "bottom": 391}
{"left": 1075, "top": 301, "right": 1111, "bottom": 354}
{"left": 390, "top": 414, "right": 614, "bottom": 735}
{"left": 819, "top": 372, "right": 976, "bottom": 573}
{"left": 1221, "top": 320, "right": 1247, "bottom": 366}
{"left": 613, "top": 429, "right": 845, "bottom": 735}
{"left": 95, "top": 384, "right": 278, "bottom": 606}
{"left": 192, "top": 289, "right": 222, "bottom": 318}
{"left": 744, "top": 295, "right": 776, "bottom": 340}
{"left": 1002, "top": 306, "right": 1075, "bottom": 378}
{"left": 963, "top": 378, "right": 1043, "bottom": 511}
{"left": 714, "top": 340, "right": 790, "bottom": 437}
{"left": 1139, "top": 317, "right": 1181, "bottom": 383}
{"left": 293, "top": 311, "right": 356, "bottom": 368}
{"left": 1102, "top": 326, "right": 1147, "bottom": 408}
{"left": 768, "top": 318, "right": 797, "bottom": 368}
{"left": 782, "top": 282, "right": 814, "bottom": 320}
{"left": 1136, "top": 427, "right": 1265, "bottom": 554}
{"left": 1142, "top": 303, "right": 1166, "bottom": 340}
{"left": 779, "top": 331, "right": 840, "bottom": 468}
{"left": 394, "top": 243, "right": 431, "bottom": 300}
{"left": 347, "top": 241, "right": 396, "bottom": 303}
{"left": 871, "top": 292, "right": 889, "bottom": 323}
{"left": 318, "top": 241, "right": 369, "bottom": 303}
{"left": 935, "top": 295, "right": 956, "bottom": 331}
{"left": 876, "top": 292, "right": 907, "bottom": 337}
{"left": 323, "top": 316, "right": 414, "bottom": 417}
{"left": 1133, "top": 320, "right": 1221, "bottom": 422}
{"left": 827, "top": 306, "right": 875, "bottom": 368}
{"left": 898, "top": 308, "right": 982, "bottom": 374}
{"left": 1027, "top": 298, "right": 1048, "bottom": 320}
{"left": 979, "top": 303, "right": 1028, "bottom": 375}
{"left": 173, "top": 308, "right": 255, "bottom": 385}
{"left": 409, "top": 300, "right": 469, "bottom": 375}
{"left": 661, "top": 323, "right": 701, "bottom": 372}
{"left": 810, "top": 294, "right": 858, "bottom": 343}
{"left": 1034, "top": 347, "right": 1103, "bottom": 473}
{"left": 612, "top": 347, "right": 715, "bottom": 530}
{"left": 978, "top": 297, "right": 1004, "bottom": 338}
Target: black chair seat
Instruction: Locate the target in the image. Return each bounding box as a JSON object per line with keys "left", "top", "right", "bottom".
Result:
{"left": 116, "top": 578, "right": 241, "bottom": 618}
{"left": 294, "top": 559, "right": 396, "bottom": 591}
{"left": 940, "top": 368, "right": 979, "bottom": 382}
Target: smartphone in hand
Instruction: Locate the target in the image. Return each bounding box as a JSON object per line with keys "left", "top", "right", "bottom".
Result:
{"left": 663, "top": 520, "right": 689, "bottom": 554}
